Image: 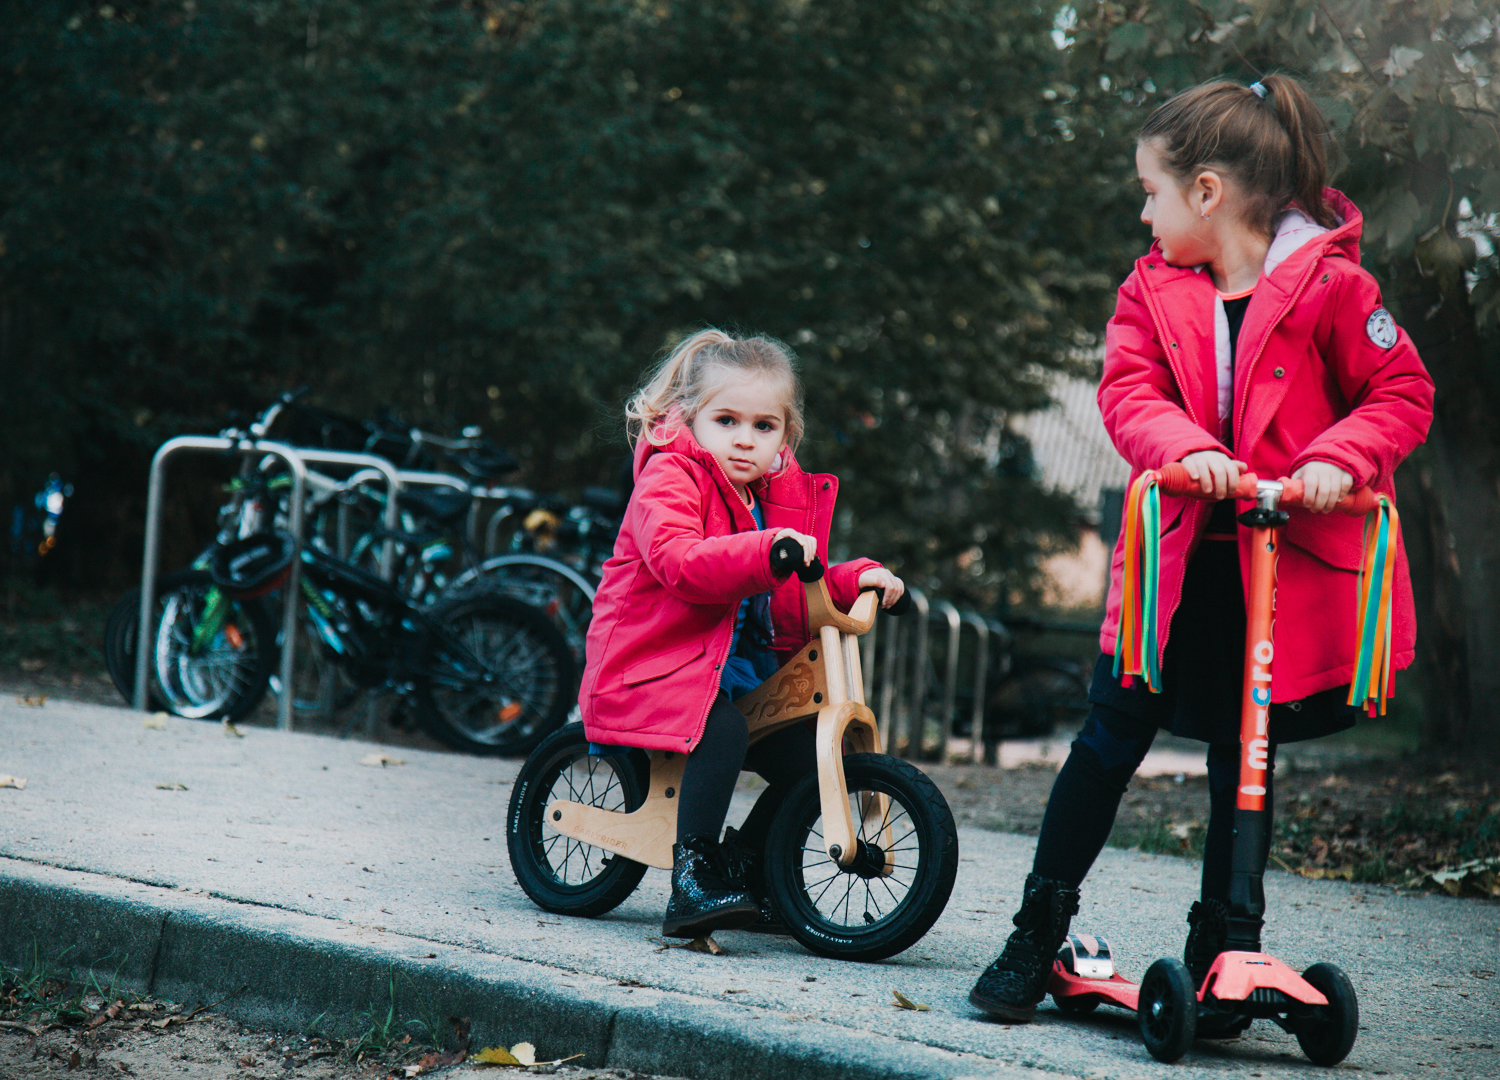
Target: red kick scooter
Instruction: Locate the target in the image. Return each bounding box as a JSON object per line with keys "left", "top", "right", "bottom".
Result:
{"left": 1048, "top": 464, "right": 1397, "bottom": 1066}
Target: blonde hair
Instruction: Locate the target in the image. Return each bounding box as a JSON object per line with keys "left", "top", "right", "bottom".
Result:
{"left": 625, "top": 328, "right": 805, "bottom": 452}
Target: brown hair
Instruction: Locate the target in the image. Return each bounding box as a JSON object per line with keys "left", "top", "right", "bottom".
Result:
{"left": 1139, "top": 75, "right": 1336, "bottom": 237}
{"left": 625, "top": 328, "right": 804, "bottom": 452}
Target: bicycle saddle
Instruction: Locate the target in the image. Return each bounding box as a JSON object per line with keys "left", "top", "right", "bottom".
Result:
{"left": 398, "top": 487, "right": 472, "bottom": 525}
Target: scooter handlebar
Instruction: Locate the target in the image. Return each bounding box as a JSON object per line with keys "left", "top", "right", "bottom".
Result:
{"left": 1153, "top": 462, "right": 1379, "bottom": 515}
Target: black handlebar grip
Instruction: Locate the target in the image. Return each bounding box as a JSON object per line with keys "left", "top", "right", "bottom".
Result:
{"left": 769, "top": 537, "right": 824, "bottom": 581}
{"left": 860, "top": 586, "right": 913, "bottom": 616}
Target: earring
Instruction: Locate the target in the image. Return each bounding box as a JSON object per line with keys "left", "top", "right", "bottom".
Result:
{"left": 1200, "top": 210, "right": 1211, "bottom": 220}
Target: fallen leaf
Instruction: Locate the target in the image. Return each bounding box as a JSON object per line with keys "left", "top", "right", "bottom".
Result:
{"left": 892, "top": 989, "right": 929, "bottom": 1011}
{"left": 88, "top": 1000, "right": 125, "bottom": 1029}
{"left": 223, "top": 722, "right": 244, "bottom": 738}
{"left": 358, "top": 752, "right": 406, "bottom": 767}
{"left": 508, "top": 1043, "right": 536, "bottom": 1066}
{"left": 403, "top": 1049, "right": 467, "bottom": 1076}
{"left": 15, "top": 694, "right": 45, "bottom": 707}
{"left": 685, "top": 934, "right": 724, "bottom": 955}
{"left": 473, "top": 1046, "right": 522, "bottom": 1066}
{"left": 68, "top": 1048, "right": 81, "bottom": 1070}
{"left": 155, "top": 782, "right": 188, "bottom": 791}
{"left": 142, "top": 714, "right": 167, "bottom": 730}
{"left": 0, "top": 775, "right": 26, "bottom": 790}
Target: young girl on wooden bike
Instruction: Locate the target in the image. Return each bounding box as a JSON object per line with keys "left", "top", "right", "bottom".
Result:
{"left": 579, "top": 328, "right": 904, "bottom": 939}
{"left": 969, "top": 76, "right": 1433, "bottom": 1022}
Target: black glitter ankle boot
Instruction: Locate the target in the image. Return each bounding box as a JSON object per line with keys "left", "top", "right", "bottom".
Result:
{"left": 969, "top": 874, "right": 1080, "bottom": 1022}
{"left": 661, "top": 833, "right": 759, "bottom": 938}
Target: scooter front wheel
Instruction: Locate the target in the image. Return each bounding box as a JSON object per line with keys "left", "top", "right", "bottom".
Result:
{"left": 1138, "top": 958, "right": 1197, "bottom": 1063}
{"left": 764, "top": 753, "right": 958, "bottom": 962}
{"left": 1295, "top": 962, "right": 1358, "bottom": 1067}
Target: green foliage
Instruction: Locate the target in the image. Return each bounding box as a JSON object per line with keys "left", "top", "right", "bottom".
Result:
{"left": 1, "top": 1, "right": 1148, "bottom": 602}
{"left": 1069, "top": 0, "right": 1500, "bottom": 358}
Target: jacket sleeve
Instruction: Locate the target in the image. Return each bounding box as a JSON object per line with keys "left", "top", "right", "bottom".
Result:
{"left": 1100, "top": 270, "right": 1227, "bottom": 469}
{"left": 632, "top": 455, "right": 785, "bottom": 605}
{"left": 826, "top": 557, "right": 881, "bottom": 612}
{"left": 1291, "top": 267, "right": 1434, "bottom": 487}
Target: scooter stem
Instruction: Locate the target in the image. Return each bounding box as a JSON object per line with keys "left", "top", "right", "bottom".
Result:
{"left": 1228, "top": 480, "right": 1290, "bottom": 950}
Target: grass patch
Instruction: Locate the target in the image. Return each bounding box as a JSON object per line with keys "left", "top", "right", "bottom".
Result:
{"left": 0, "top": 576, "right": 110, "bottom": 675}
{"left": 0, "top": 943, "right": 138, "bottom": 1028}
{"left": 342, "top": 970, "right": 454, "bottom": 1066}
{"left": 1107, "top": 818, "right": 1206, "bottom": 859}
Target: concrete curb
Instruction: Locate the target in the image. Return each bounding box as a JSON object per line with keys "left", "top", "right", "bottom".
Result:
{"left": 0, "top": 858, "right": 1038, "bottom": 1080}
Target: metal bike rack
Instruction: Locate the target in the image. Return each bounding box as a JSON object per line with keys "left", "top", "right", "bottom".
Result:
{"left": 446, "top": 552, "right": 597, "bottom": 601}
{"left": 960, "top": 611, "right": 990, "bottom": 765}
{"left": 904, "top": 588, "right": 930, "bottom": 758}
{"left": 932, "top": 600, "right": 963, "bottom": 760}
{"left": 135, "top": 438, "right": 308, "bottom": 731}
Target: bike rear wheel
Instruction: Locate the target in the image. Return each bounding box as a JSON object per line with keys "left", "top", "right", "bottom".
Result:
{"left": 507, "top": 723, "right": 650, "bottom": 916}
{"left": 413, "top": 593, "right": 577, "bottom": 755}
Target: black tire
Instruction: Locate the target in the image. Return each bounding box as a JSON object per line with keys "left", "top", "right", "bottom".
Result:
{"left": 413, "top": 594, "right": 578, "bottom": 756}
{"left": 763, "top": 753, "right": 958, "bottom": 962}
{"left": 1055, "top": 992, "right": 1100, "bottom": 1014}
{"left": 104, "top": 570, "right": 275, "bottom": 723}
{"left": 506, "top": 723, "right": 650, "bottom": 917}
{"left": 1295, "top": 963, "right": 1358, "bottom": 1067}
{"left": 1139, "top": 957, "right": 1198, "bottom": 1063}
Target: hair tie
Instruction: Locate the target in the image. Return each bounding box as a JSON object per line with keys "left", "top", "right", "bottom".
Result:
{"left": 1249, "top": 81, "right": 1268, "bottom": 99}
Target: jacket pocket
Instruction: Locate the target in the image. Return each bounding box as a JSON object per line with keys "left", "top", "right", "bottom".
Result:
{"left": 1284, "top": 511, "right": 1364, "bottom": 571}
{"left": 622, "top": 640, "right": 707, "bottom": 686}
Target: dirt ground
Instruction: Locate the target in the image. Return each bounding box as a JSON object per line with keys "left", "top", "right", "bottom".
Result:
{"left": 0, "top": 995, "right": 683, "bottom": 1080}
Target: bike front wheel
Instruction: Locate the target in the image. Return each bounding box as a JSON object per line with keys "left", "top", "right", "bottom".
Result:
{"left": 764, "top": 753, "right": 959, "bottom": 962}
{"left": 104, "top": 569, "right": 275, "bottom": 723}
{"left": 413, "top": 593, "right": 578, "bottom": 755}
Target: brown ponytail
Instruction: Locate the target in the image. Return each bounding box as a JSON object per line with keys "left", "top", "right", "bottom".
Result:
{"left": 1139, "top": 74, "right": 1336, "bottom": 238}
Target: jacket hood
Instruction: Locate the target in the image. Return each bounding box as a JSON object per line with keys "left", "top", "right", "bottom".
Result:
{"left": 1144, "top": 187, "right": 1363, "bottom": 281}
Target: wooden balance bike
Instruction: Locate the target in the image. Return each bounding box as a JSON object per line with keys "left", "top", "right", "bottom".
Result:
{"left": 1048, "top": 463, "right": 1384, "bottom": 1066}
{"left": 506, "top": 549, "right": 959, "bottom": 962}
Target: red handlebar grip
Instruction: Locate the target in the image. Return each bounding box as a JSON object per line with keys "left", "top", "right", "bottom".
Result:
{"left": 1276, "top": 479, "right": 1380, "bottom": 515}
{"left": 1154, "top": 463, "right": 1259, "bottom": 500}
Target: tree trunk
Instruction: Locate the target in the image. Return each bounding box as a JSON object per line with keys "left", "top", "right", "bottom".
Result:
{"left": 1394, "top": 258, "right": 1500, "bottom": 763}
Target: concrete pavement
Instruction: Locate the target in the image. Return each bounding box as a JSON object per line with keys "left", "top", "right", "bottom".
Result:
{"left": 1, "top": 695, "right": 1496, "bottom": 1079}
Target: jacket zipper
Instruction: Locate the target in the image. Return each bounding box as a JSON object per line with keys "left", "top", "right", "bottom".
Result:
{"left": 687, "top": 455, "right": 764, "bottom": 749}
{"left": 1233, "top": 255, "right": 1322, "bottom": 445}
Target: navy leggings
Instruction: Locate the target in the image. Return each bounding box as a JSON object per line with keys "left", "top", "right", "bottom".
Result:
{"left": 676, "top": 691, "right": 816, "bottom": 845}
{"left": 1031, "top": 703, "right": 1276, "bottom": 903}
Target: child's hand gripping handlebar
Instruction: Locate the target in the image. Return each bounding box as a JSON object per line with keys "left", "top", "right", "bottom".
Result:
{"left": 1152, "top": 462, "right": 1379, "bottom": 515}
{"left": 769, "top": 536, "right": 912, "bottom": 621}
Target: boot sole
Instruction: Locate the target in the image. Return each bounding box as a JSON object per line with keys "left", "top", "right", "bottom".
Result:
{"left": 968, "top": 988, "right": 1037, "bottom": 1023}
{"left": 661, "top": 899, "right": 760, "bottom": 938}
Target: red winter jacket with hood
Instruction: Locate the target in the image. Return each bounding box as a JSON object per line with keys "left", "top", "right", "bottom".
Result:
{"left": 1099, "top": 189, "right": 1433, "bottom": 704}
{"left": 579, "top": 425, "right": 879, "bottom": 752}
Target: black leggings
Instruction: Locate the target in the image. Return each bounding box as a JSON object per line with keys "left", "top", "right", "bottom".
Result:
{"left": 1031, "top": 703, "right": 1276, "bottom": 903}
{"left": 676, "top": 691, "right": 816, "bottom": 845}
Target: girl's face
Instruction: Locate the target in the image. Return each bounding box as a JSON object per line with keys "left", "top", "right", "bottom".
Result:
{"left": 1137, "top": 139, "right": 1215, "bottom": 267}
{"left": 689, "top": 374, "right": 788, "bottom": 496}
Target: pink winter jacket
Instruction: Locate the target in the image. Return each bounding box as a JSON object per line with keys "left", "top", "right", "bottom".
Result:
{"left": 1099, "top": 189, "right": 1434, "bottom": 704}
{"left": 579, "top": 427, "right": 879, "bottom": 752}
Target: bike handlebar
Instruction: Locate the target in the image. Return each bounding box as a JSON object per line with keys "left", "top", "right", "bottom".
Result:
{"left": 1154, "top": 462, "right": 1380, "bottom": 515}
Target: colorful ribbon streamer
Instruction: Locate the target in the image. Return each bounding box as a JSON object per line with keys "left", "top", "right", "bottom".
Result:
{"left": 1348, "top": 497, "right": 1399, "bottom": 716}
{"left": 1113, "top": 471, "right": 1163, "bottom": 693}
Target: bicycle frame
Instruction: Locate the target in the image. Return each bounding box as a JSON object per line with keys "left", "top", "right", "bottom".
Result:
{"left": 545, "top": 580, "right": 890, "bottom": 872}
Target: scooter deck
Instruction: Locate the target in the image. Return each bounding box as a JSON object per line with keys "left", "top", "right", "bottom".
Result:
{"left": 1048, "top": 933, "right": 1141, "bottom": 1012}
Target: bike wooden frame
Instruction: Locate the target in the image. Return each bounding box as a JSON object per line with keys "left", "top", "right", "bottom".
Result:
{"left": 545, "top": 579, "right": 890, "bottom": 871}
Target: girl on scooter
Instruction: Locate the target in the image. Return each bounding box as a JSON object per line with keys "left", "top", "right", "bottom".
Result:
{"left": 970, "top": 75, "right": 1433, "bottom": 1022}
{"left": 580, "top": 328, "right": 904, "bottom": 939}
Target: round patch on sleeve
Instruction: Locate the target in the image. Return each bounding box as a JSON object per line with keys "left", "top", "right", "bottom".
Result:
{"left": 1366, "top": 307, "right": 1398, "bottom": 349}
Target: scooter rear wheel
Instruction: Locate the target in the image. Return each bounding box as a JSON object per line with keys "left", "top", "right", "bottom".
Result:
{"left": 1295, "top": 962, "right": 1358, "bottom": 1067}
{"left": 1139, "top": 958, "right": 1197, "bottom": 1063}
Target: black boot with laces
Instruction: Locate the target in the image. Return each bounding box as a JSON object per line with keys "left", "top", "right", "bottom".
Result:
{"left": 720, "top": 827, "right": 789, "bottom": 935}
{"left": 969, "top": 874, "right": 1080, "bottom": 1022}
{"left": 661, "top": 833, "right": 759, "bottom": 938}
